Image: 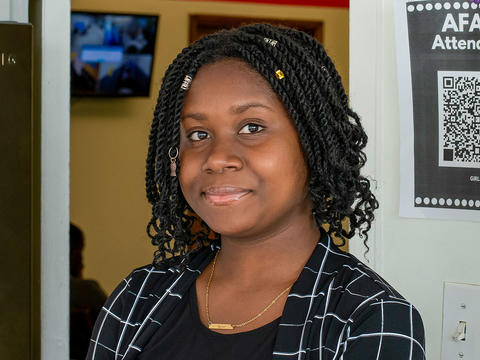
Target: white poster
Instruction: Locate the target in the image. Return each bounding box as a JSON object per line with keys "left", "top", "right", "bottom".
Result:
{"left": 395, "top": 0, "right": 480, "bottom": 221}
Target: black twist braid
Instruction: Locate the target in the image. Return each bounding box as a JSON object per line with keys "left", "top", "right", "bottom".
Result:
{"left": 145, "top": 23, "right": 378, "bottom": 268}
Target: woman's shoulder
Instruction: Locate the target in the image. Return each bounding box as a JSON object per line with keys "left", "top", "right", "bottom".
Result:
{"left": 329, "top": 251, "right": 422, "bottom": 319}
{"left": 107, "top": 245, "right": 215, "bottom": 304}
{"left": 86, "top": 246, "right": 216, "bottom": 359}
{"left": 314, "top": 240, "right": 421, "bottom": 328}
{"left": 322, "top": 243, "right": 407, "bottom": 302}
{"left": 337, "top": 262, "right": 425, "bottom": 358}
{"left": 316, "top": 246, "right": 425, "bottom": 358}
{"left": 125, "top": 264, "right": 171, "bottom": 288}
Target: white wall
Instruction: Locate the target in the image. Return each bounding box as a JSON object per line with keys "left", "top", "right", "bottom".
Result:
{"left": 0, "top": 0, "right": 9, "bottom": 20}
{"left": 350, "top": 1, "right": 480, "bottom": 359}
{"left": 36, "top": 0, "right": 71, "bottom": 358}
{"left": 0, "top": 0, "right": 28, "bottom": 22}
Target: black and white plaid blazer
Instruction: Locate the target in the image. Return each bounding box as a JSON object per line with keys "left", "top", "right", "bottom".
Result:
{"left": 86, "top": 230, "right": 425, "bottom": 359}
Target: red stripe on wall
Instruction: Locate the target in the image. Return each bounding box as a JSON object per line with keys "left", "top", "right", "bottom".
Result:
{"left": 181, "top": 0, "right": 349, "bottom": 8}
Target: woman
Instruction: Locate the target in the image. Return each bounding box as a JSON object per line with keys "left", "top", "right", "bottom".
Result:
{"left": 87, "top": 24, "right": 425, "bottom": 359}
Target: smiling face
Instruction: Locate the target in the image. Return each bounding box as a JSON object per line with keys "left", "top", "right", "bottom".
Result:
{"left": 179, "top": 59, "right": 311, "bottom": 240}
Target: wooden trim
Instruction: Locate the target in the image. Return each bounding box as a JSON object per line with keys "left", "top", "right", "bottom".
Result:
{"left": 182, "top": 0, "right": 348, "bottom": 8}
{"left": 190, "top": 14, "right": 323, "bottom": 43}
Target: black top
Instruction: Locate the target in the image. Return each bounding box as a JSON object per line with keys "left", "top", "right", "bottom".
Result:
{"left": 139, "top": 284, "right": 281, "bottom": 359}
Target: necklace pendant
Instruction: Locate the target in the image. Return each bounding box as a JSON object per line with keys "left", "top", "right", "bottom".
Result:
{"left": 208, "top": 323, "right": 234, "bottom": 330}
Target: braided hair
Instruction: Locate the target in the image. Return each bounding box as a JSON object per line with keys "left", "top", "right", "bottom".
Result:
{"left": 145, "top": 23, "right": 378, "bottom": 267}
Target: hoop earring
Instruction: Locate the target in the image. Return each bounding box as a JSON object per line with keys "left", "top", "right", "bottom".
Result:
{"left": 168, "top": 147, "right": 179, "bottom": 177}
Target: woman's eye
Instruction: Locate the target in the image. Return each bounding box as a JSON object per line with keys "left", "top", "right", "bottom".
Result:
{"left": 239, "top": 123, "right": 265, "bottom": 134}
{"left": 188, "top": 131, "right": 209, "bottom": 141}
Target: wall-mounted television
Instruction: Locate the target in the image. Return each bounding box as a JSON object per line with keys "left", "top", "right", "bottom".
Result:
{"left": 71, "top": 11, "right": 158, "bottom": 97}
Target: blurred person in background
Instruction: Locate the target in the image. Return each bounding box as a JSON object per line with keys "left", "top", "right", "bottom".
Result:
{"left": 70, "top": 223, "right": 107, "bottom": 360}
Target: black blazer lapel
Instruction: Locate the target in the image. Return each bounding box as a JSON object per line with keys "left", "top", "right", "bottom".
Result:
{"left": 273, "top": 231, "right": 333, "bottom": 360}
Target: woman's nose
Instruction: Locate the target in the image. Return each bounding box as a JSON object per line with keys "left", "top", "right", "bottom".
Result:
{"left": 201, "top": 138, "right": 243, "bottom": 174}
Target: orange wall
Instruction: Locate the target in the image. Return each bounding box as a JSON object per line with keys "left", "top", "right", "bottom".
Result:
{"left": 70, "top": 0, "right": 349, "bottom": 293}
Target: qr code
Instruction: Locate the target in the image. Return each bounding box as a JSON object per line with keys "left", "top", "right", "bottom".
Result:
{"left": 438, "top": 71, "right": 480, "bottom": 168}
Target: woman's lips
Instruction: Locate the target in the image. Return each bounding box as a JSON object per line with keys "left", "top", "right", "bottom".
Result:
{"left": 202, "top": 187, "right": 252, "bottom": 206}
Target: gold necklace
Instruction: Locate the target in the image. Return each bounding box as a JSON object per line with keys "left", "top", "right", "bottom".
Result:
{"left": 205, "top": 251, "right": 292, "bottom": 330}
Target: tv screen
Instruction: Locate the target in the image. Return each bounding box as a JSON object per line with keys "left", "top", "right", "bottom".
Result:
{"left": 71, "top": 11, "right": 158, "bottom": 97}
